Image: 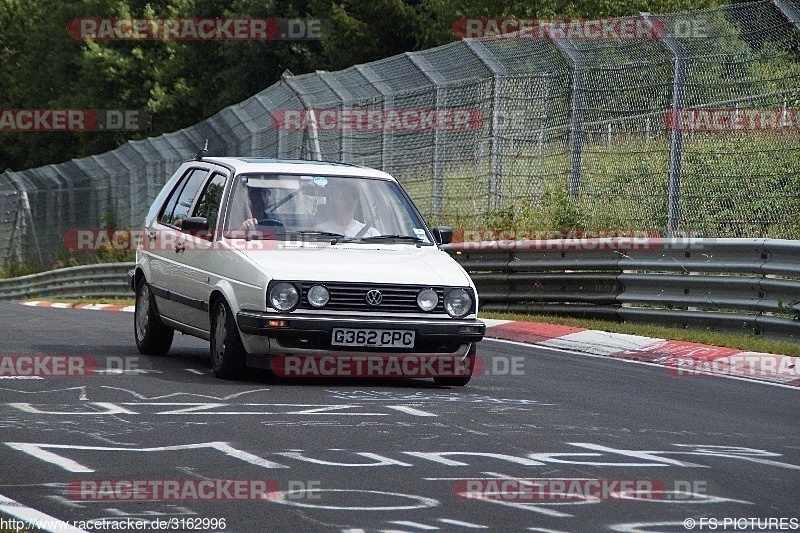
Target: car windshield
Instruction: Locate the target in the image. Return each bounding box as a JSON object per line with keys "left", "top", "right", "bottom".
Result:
{"left": 223, "top": 173, "right": 433, "bottom": 244}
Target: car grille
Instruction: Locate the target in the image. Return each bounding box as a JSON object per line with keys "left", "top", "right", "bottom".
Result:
{"left": 300, "top": 282, "right": 446, "bottom": 313}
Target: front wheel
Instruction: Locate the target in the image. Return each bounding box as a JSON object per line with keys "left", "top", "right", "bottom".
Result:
{"left": 210, "top": 298, "right": 247, "bottom": 379}
{"left": 134, "top": 280, "right": 174, "bottom": 355}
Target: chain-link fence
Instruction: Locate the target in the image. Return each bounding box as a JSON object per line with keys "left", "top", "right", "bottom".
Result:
{"left": 2, "top": 0, "right": 800, "bottom": 269}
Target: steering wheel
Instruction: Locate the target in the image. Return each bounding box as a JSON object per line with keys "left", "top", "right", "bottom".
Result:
{"left": 258, "top": 218, "right": 285, "bottom": 228}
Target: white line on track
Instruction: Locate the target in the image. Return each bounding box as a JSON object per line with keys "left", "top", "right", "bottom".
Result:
{"left": 0, "top": 492, "right": 87, "bottom": 532}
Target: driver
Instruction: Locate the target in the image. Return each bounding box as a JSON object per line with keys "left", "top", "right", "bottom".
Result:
{"left": 241, "top": 185, "right": 270, "bottom": 230}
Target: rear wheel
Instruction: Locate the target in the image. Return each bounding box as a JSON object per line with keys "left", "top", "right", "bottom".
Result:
{"left": 433, "top": 344, "right": 476, "bottom": 387}
{"left": 210, "top": 298, "right": 247, "bottom": 379}
{"left": 134, "top": 280, "right": 174, "bottom": 355}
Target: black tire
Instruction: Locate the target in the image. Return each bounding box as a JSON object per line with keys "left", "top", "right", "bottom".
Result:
{"left": 433, "top": 344, "right": 476, "bottom": 387}
{"left": 210, "top": 298, "right": 247, "bottom": 379}
{"left": 134, "top": 280, "right": 174, "bottom": 355}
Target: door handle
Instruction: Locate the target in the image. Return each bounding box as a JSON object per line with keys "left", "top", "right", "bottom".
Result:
{"left": 175, "top": 241, "right": 185, "bottom": 253}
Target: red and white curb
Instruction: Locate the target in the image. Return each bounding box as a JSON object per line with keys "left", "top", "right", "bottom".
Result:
{"left": 483, "top": 319, "right": 800, "bottom": 387}
{"left": 19, "top": 302, "right": 798, "bottom": 387}
{"left": 21, "top": 300, "right": 134, "bottom": 312}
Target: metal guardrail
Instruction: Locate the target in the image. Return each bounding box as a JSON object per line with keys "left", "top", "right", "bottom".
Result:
{"left": 0, "top": 262, "right": 134, "bottom": 301}
{"left": 1, "top": 238, "right": 798, "bottom": 342}
{"left": 445, "top": 238, "right": 800, "bottom": 342}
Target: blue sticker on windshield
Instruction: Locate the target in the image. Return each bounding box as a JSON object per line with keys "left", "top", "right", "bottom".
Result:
{"left": 314, "top": 177, "right": 328, "bottom": 187}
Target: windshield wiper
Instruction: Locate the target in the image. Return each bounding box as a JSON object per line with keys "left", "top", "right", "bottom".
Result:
{"left": 335, "top": 234, "right": 427, "bottom": 244}
{"left": 293, "top": 230, "right": 345, "bottom": 238}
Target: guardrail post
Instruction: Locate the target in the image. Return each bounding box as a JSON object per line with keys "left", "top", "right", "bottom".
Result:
{"left": 550, "top": 38, "right": 586, "bottom": 197}
{"left": 642, "top": 13, "right": 687, "bottom": 238}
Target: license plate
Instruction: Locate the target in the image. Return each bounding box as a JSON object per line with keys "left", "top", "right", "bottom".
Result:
{"left": 331, "top": 328, "right": 415, "bottom": 348}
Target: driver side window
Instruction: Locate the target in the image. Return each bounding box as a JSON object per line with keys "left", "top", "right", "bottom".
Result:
{"left": 158, "top": 168, "right": 210, "bottom": 228}
{"left": 192, "top": 173, "right": 227, "bottom": 233}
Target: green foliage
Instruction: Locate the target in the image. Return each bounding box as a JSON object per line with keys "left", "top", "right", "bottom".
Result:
{"left": 0, "top": 0, "right": 741, "bottom": 170}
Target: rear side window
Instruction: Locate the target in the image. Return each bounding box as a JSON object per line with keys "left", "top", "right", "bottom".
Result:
{"left": 159, "top": 168, "right": 210, "bottom": 227}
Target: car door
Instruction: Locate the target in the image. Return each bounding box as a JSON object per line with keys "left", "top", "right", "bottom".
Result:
{"left": 147, "top": 166, "right": 211, "bottom": 323}
{"left": 171, "top": 170, "right": 229, "bottom": 332}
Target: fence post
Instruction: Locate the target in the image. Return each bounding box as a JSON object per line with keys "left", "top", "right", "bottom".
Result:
{"left": 282, "top": 73, "right": 322, "bottom": 161}
{"left": 464, "top": 40, "right": 506, "bottom": 211}
{"left": 550, "top": 38, "right": 586, "bottom": 197}
{"left": 355, "top": 65, "right": 395, "bottom": 173}
{"left": 4, "top": 173, "right": 43, "bottom": 265}
{"left": 317, "top": 71, "right": 354, "bottom": 164}
{"left": 642, "top": 13, "right": 687, "bottom": 238}
{"left": 772, "top": 0, "right": 800, "bottom": 28}
{"left": 406, "top": 52, "right": 448, "bottom": 219}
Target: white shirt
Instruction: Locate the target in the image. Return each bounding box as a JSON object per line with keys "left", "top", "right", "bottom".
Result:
{"left": 317, "top": 219, "right": 380, "bottom": 237}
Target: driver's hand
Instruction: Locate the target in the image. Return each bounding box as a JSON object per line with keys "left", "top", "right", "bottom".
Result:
{"left": 240, "top": 217, "right": 258, "bottom": 230}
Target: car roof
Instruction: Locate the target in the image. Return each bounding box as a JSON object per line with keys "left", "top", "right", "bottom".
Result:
{"left": 200, "top": 157, "right": 395, "bottom": 181}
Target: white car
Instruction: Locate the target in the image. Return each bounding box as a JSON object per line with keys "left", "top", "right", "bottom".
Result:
{"left": 129, "top": 157, "right": 485, "bottom": 385}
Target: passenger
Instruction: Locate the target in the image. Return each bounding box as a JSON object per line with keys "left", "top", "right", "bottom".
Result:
{"left": 317, "top": 180, "right": 379, "bottom": 237}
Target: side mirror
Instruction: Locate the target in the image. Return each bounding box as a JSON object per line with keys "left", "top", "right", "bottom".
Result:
{"left": 432, "top": 226, "right": 452, "bottom": 245}
{"left": 181, "top": 216, "right": 211, "bottom": 239}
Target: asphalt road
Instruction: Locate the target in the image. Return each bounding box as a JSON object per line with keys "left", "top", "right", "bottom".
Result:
{"left": 0, "top": 301, "right": 798, "bottom": 532}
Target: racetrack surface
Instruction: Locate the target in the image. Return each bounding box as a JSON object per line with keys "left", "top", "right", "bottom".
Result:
{"left": 0, "top": 301, "right": 798, "bottom": 532}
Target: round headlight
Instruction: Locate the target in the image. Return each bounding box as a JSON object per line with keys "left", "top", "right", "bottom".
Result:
{"left": 269, "top": 282, "right": 299, "bottom": 311}
{"left": 444, "top": 288, "right": 472, "bottom": 318}
{"left": 307, "top": 285, "right": 330, "bottom": 308}
{"left": 417, "top": 288, "right": 438, "bottom": 312}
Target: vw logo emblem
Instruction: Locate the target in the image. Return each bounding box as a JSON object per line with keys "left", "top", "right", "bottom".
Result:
{"left": 365, "top": 289, "right": 383, "bottom": 306}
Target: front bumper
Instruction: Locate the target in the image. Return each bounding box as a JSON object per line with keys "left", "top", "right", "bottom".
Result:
{"left": 237, "top": 311, "right": 485, "bottom": 353}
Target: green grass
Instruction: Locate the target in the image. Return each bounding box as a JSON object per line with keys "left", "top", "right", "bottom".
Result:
{"left": 481, "top": 310, "right": 800, "bottom": 356}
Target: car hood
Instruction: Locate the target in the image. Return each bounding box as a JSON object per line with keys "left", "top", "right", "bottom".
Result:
{"left": 233, "top": 241, "right": 472, "bottom": 286}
